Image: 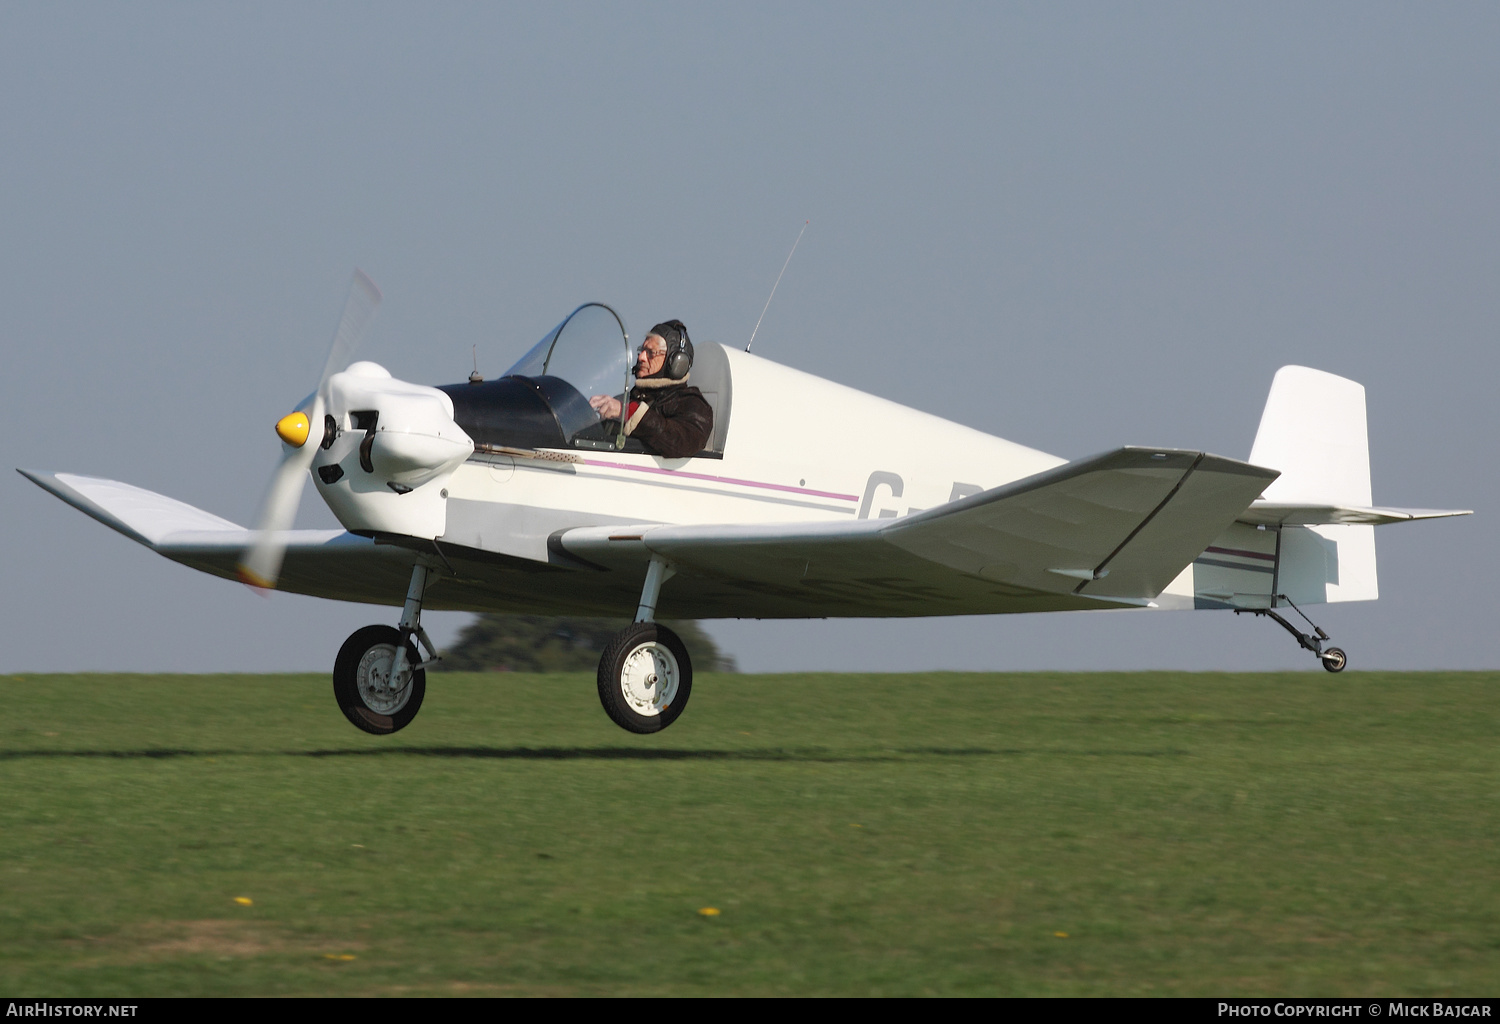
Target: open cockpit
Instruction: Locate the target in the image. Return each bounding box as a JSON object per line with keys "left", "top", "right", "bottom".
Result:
{"left": 439, "top": 303, "right": 732, "bottom": 458}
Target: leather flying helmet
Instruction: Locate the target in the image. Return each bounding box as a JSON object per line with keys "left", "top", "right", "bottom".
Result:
{"left": 646, "top": 320, "right": 693, "bottom": 380}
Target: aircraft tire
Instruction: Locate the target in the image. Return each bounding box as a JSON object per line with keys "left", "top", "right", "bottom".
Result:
{"left": 597, "top": 622, "right": 692, "bottom": 734}
{"left": 1320, "top": 647, "right": 1348, "bottom": 673}
{"left": 333, "top": 624, "right": 427, "bottom": 735}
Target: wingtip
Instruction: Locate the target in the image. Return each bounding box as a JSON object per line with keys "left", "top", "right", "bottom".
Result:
{"left": 16, "top": 468, "right": 65, "bottom": 496}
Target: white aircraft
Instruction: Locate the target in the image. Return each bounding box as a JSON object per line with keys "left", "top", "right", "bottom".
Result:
{"left": 21, "top": 273, "right": 1470, "bottom": 736}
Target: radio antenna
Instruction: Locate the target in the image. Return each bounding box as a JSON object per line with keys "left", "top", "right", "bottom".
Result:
{"left": 747, "top": 220, "right": 808, "bottom": 353}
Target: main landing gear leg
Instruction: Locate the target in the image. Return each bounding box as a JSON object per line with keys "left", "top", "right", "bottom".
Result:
{"left": 391, "top": 563, "right": 443, "bottom": 683}
{"left": 597, "top": 556, "right": 694, "bottom": 734}
{"left": 333, "top": 561, "right": 443, "bottom": 734}
{"left": 1236, "top": 596, "right": 1347, "bottom": 673}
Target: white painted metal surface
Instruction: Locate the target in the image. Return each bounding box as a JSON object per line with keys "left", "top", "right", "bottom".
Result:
{"left": 314, "top": 361, "right": 474, "bottom": 541}
{"left": 1246, "top": 365, "right": 1382, "bottom": 606}
{"left": 1250, "top": 366, "right": 1372, "bottom": 507}
{"left": 20, "top": 329, "right": 1470, "bottom": 629}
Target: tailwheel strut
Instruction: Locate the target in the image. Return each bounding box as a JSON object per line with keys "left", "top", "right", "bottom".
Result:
{"left": 1236, "top": 595, "right": 1346, "bottom": 673}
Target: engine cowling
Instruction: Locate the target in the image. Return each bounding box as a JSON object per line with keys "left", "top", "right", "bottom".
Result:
{"left": 312, "top": 361, "right": 474, "bottom": 539}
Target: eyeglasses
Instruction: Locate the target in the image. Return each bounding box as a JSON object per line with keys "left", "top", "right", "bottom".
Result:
{"left": 637, "top": 345, "right": 666, "bottom": 358}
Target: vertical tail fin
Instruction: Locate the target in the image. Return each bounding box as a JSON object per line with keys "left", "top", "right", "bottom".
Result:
{"left": 1249, "top": 366, "right": 1372, "bottom": 507}
{"left": 1248, "top": 366, "right": 1376, "bottom": 604}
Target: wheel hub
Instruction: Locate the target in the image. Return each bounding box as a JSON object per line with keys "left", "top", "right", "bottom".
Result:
{"left": 356, "top": 643, "right": 413, "bottom": 714}
{"left": 618, "top": 642, "right": 678, "bottom": 717}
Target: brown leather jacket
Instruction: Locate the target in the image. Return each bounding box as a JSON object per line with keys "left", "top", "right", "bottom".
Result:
{"left": 624, "top": 381, "right": 714, "bottom": 457}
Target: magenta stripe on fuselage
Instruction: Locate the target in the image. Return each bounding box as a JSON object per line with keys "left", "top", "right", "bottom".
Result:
{"left": 578, "top": 458, "right": 859, "bottom": 502}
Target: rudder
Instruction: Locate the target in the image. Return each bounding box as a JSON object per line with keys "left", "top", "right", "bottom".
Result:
{"left": 1247, "top": 366, "right": 1376, "bottom": 604}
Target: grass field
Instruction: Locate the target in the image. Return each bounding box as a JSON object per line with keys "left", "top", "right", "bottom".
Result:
{"left": 1, "top": 670, "right": 1496, "bottom": 996}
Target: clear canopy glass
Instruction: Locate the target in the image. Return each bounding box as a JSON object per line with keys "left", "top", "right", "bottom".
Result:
{"left": 501, "top": 303, "right": 632, "bottom": 445}
{"left": 504, "top": 303, "right": 631, "bottom": 401}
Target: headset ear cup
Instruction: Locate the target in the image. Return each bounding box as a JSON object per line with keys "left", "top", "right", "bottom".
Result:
{"left": 667, "top": 350, "right": 691, "bottom": 379}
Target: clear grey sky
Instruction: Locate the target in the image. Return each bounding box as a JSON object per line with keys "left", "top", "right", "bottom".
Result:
{"left": 3, "top": 3, "right": 1494, "bottom": 673}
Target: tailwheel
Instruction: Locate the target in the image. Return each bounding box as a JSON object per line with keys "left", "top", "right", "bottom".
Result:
{"left": 1236, "top": 594, "right": 1349, "bottom": 674}
{"left": 597, "top": 622, "right": 693, "bottom": 734}
{"left": 334, "top": 624, "right": 426, "bottom": 735}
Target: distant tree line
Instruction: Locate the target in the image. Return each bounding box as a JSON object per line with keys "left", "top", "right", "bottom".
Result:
{"left": 438, "top": 615, "right": 738, "bottom": 673}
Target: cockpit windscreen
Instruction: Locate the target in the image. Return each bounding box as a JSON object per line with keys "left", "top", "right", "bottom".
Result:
{"left": 442, "top": 302, "right": 633, "bottom": 452}
{"left": 503, "top": 303, "right": 632, "bottom": 417}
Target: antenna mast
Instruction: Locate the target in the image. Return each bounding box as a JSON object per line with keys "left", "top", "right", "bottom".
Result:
{"left": 747, "top": 220, "right": 808, "bottom": 353}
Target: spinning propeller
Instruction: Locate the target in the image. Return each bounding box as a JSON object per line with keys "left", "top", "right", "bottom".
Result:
{"left": 237, "top": 270, "right": 382, "bottom": 589}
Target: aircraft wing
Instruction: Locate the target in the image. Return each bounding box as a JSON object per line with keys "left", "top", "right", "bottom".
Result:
{"left": 22, "top": 449, "right": 1280, "bottom": 620}
{"left": 18, "top": 469, "right": 421, "bottom": 604}
{"left": 558, "top": 448, "right": 1279, "bottom": 618}
{"left": 21, "top": 468, "right": 678, "bottom": 617}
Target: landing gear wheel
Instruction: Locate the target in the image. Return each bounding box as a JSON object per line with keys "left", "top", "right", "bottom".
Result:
{"left": 1320, "top": 647, "right": 1348, "bottom": 673}
{"left": 333, "top": 624, "right": 426, "bottom": 735}
{"left": 597, "top": 622, "right": 692, "bottom": 734}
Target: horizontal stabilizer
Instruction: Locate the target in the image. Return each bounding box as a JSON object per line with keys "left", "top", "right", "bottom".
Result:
{"left": 1239, "top": 502, "right": 1473, "bottom": 527}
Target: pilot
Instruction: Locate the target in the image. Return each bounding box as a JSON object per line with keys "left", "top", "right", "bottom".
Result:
{"left": 589, "top": 320, "right": 714, "bottom": 458}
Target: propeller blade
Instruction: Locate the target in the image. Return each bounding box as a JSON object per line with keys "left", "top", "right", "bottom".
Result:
{"left": 237, "top": 409, "right": 321, "bottom": 589}
{"left": 237, "top": 271, "right": 382, "bottom": 590}
{"left": 318, "top": 269, "right": 382, "bottom": 390}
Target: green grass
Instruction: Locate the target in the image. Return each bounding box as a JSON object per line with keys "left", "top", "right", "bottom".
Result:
{"left": 0, "top": 670, "right": 1496, "bottom": 996}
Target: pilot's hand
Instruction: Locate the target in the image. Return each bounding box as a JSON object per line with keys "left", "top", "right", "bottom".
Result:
{"left": 589, "top": 394, "right": 622, "bottom": 419}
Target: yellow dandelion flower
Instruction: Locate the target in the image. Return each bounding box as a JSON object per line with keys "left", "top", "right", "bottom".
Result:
{"left": 1054, "top": 931, "right": 1068, "bottom": 938}
{"left": 698, "top": 907, "right": 720, "bottom": 917}
{"left": 323, "top": 953, "right": 357, "bottom": 961}
{"left": 233, "top": 897, "right": 253, "bottom": 906}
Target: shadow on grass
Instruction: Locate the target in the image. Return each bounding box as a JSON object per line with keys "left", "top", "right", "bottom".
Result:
{"left": 0, "top": 745, "right": 1191, "bottom": 762}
